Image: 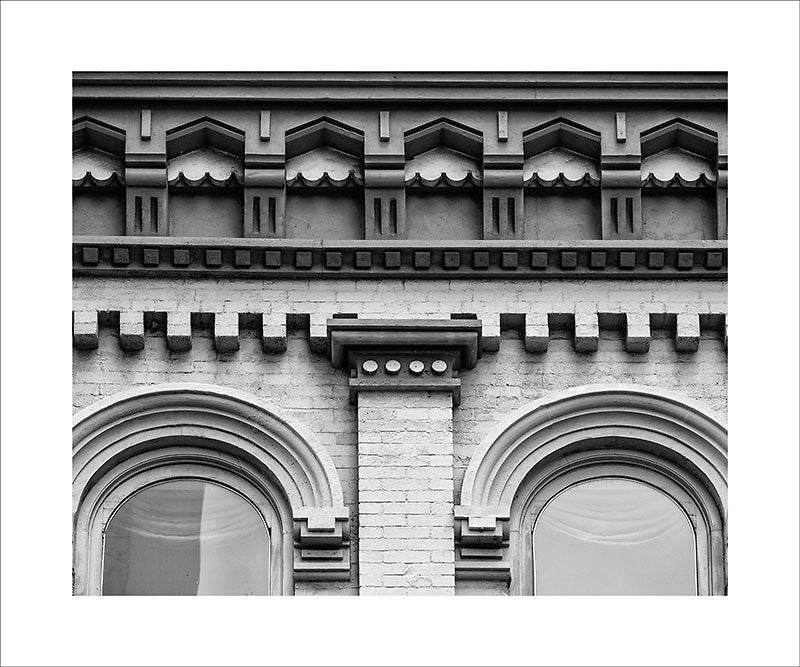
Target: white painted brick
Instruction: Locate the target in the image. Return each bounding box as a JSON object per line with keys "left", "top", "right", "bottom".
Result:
{"left": 74, "top": 275, "right": 727, "bottom": 597}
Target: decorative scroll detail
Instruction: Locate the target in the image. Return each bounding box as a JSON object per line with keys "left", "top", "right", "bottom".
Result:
{"left": 523, "top": 172, "right": 600, "bottom": 189}
{"left": 73, "top": 171, "right": 124, "bottom": 188}
{"left": 642, "top": 172, "right": 717, "bottom": 189}
{"left": 286, "top": 170, "right": 363, "bottom": 188}
{"left": 405, "top": 172, "right": 482, "bottom": 188}
{"left": 168, "top": 171, "right": 243, "bottom": 188}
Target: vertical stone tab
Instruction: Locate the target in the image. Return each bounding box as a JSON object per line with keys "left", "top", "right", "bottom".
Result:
{"left": 497, "top": 111, "right": 508, "bottom": 142}
{"left": 259, "top": 110, "right": 271, "bottom": 141}
{"left": 140, "top": 109, "right": 151, "bottom": 140}
{"left": 615, "top": 112, "right": 626, "bottom": 143}
{"left": 357, "top": 391, "right": 455, "bottom": 595}
{"left": 379, "top": 111, "right": 390, "bottom": 142}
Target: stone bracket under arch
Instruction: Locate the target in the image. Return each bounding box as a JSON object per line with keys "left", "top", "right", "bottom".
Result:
{"left": 453, "top": 506, "right": 511, "bottom": 580}
{"left": 293, "top": 507, "right": 351, "bottom": 580}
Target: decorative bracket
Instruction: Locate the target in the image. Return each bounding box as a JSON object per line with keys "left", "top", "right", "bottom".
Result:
{"left": 244, "top": 153, "right": 285, "bottom": 237}
{"left": 716, "top": 154, "right": 728, "bottom": 240}
{"left": 326, "top": 319, "right": 482, "bottom": 406}
{"left": 453, "top": 505, "right": 511, "bottom": 580}
{"left": 601, "top": 153, "right": 642, "bottom": 239}
{"left": 364, "top": 154, "right": 406, "bottom": 239}
{"left": 125, "top": 152, "right": 168, "bottom": 236}
{"left": 482, "top": 153, "right": 524, "bottom": 240}
{"left": 293, "top": 507, "right": 351, "bottom": 580}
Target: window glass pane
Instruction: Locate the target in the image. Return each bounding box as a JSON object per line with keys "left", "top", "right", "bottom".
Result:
{"left": 102, "top": 480, "right": 269, "bottom": 595}
{"left": 533, "top": 478, "right": 696, "bottom": 595}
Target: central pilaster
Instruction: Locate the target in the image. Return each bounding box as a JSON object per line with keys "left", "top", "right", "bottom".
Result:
{"left": 326, "top": 319, "right": 482, "bottom": 595}
{"left": 358, "top": 390, "right": 455, "bottom": 594}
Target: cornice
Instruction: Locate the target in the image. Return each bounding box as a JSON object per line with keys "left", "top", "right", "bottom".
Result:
{"left": 73, "top": 237, "right": 727, "bottom": 280}
{"left": 73, "top": 72, "right": 727, "bottom": 104}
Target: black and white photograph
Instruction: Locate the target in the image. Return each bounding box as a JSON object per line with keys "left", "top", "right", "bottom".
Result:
{"left": 2, "top": 2, "right": 798, "bottom": 666}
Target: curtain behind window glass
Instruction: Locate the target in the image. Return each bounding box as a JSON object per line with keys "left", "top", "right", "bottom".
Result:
{"left": 533, "top": 479, "right": 696, "bottom": 595}
{"left": 102, "top": 480, "right": 270, "bottom": 595}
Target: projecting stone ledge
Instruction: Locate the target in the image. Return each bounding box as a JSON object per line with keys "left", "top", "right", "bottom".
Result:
{"left": 326, "top": 319, "right": 483, "bottom": 406}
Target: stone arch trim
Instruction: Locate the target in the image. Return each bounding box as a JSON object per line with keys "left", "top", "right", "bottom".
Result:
{"left": 73, "top": 383, "right": 350, "bottom": 586}
{"left": 522, "top": 117, "right": 602, "bottom": 160}
{"left": 165, "top": 116, "right": 246, "bottom": 158}
{"left": 455, "top": 384, "right": 727, "bottom": 592}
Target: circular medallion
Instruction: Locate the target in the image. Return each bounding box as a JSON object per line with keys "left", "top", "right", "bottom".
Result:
{"left": 384, "top": 359, "right": 402, "bottom": 375}
{"left": 362, "top": 359, "right": 379, "bottom": 375}
{"left": 431, "top": 359, "right": 448, "bottom": 375}
{"left": 408, "top": 360, "right": 425, "bottom": 376}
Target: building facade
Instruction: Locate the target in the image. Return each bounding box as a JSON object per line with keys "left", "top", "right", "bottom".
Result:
{"left": 72, "top": 72, "right": 728, "bottom": 596}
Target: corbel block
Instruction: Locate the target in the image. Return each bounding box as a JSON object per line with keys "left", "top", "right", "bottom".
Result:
{"left": 166, "top": 311, "right": 192, "bottom": 352}
{"left": 118, "top": 312, "right": 144, "bottom": 351}
{"left": 524, "top": 312, "right": 549, "bottom": 353}
{"left": 73, "top": 311, "right": 98, "bottom": 350}
{"left": 574, "top": 311, "right": 599, "bottom": 352}
{"left": 309, "top": 313, "right": 329, "bottom": 354}
{"left": 262, "top": 312, "right": 287, "bottom": 353}
{"left": 214, "top": 312, "right": 239, "bottom": 353}
{"left": 676, "top": 312, "right": 700, "bottom": 352}
{"left": 480, "top": 314, "right": 501, "bottom": 353}
{"left": 626, "top": 312, "right": 651, "bottom": 352}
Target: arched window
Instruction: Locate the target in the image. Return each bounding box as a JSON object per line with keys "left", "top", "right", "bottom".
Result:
{"left": 73, "top": 384, "right": 350, "bottom": 596}
{"left": 100, "top": 476, "right": 277, "bottom": 596}
{"left": 456, "top": 385, "right": 727, "bottom": 595}
{"left": 532, "top": 478, "right": 697, "bottom": 595}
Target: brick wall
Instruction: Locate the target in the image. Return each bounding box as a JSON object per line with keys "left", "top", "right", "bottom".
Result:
{"left": 73, "top": 275, "right": 727, "bottom": 594}
{"left": 357, "top": 391, "right": 455, "bottom": 595}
